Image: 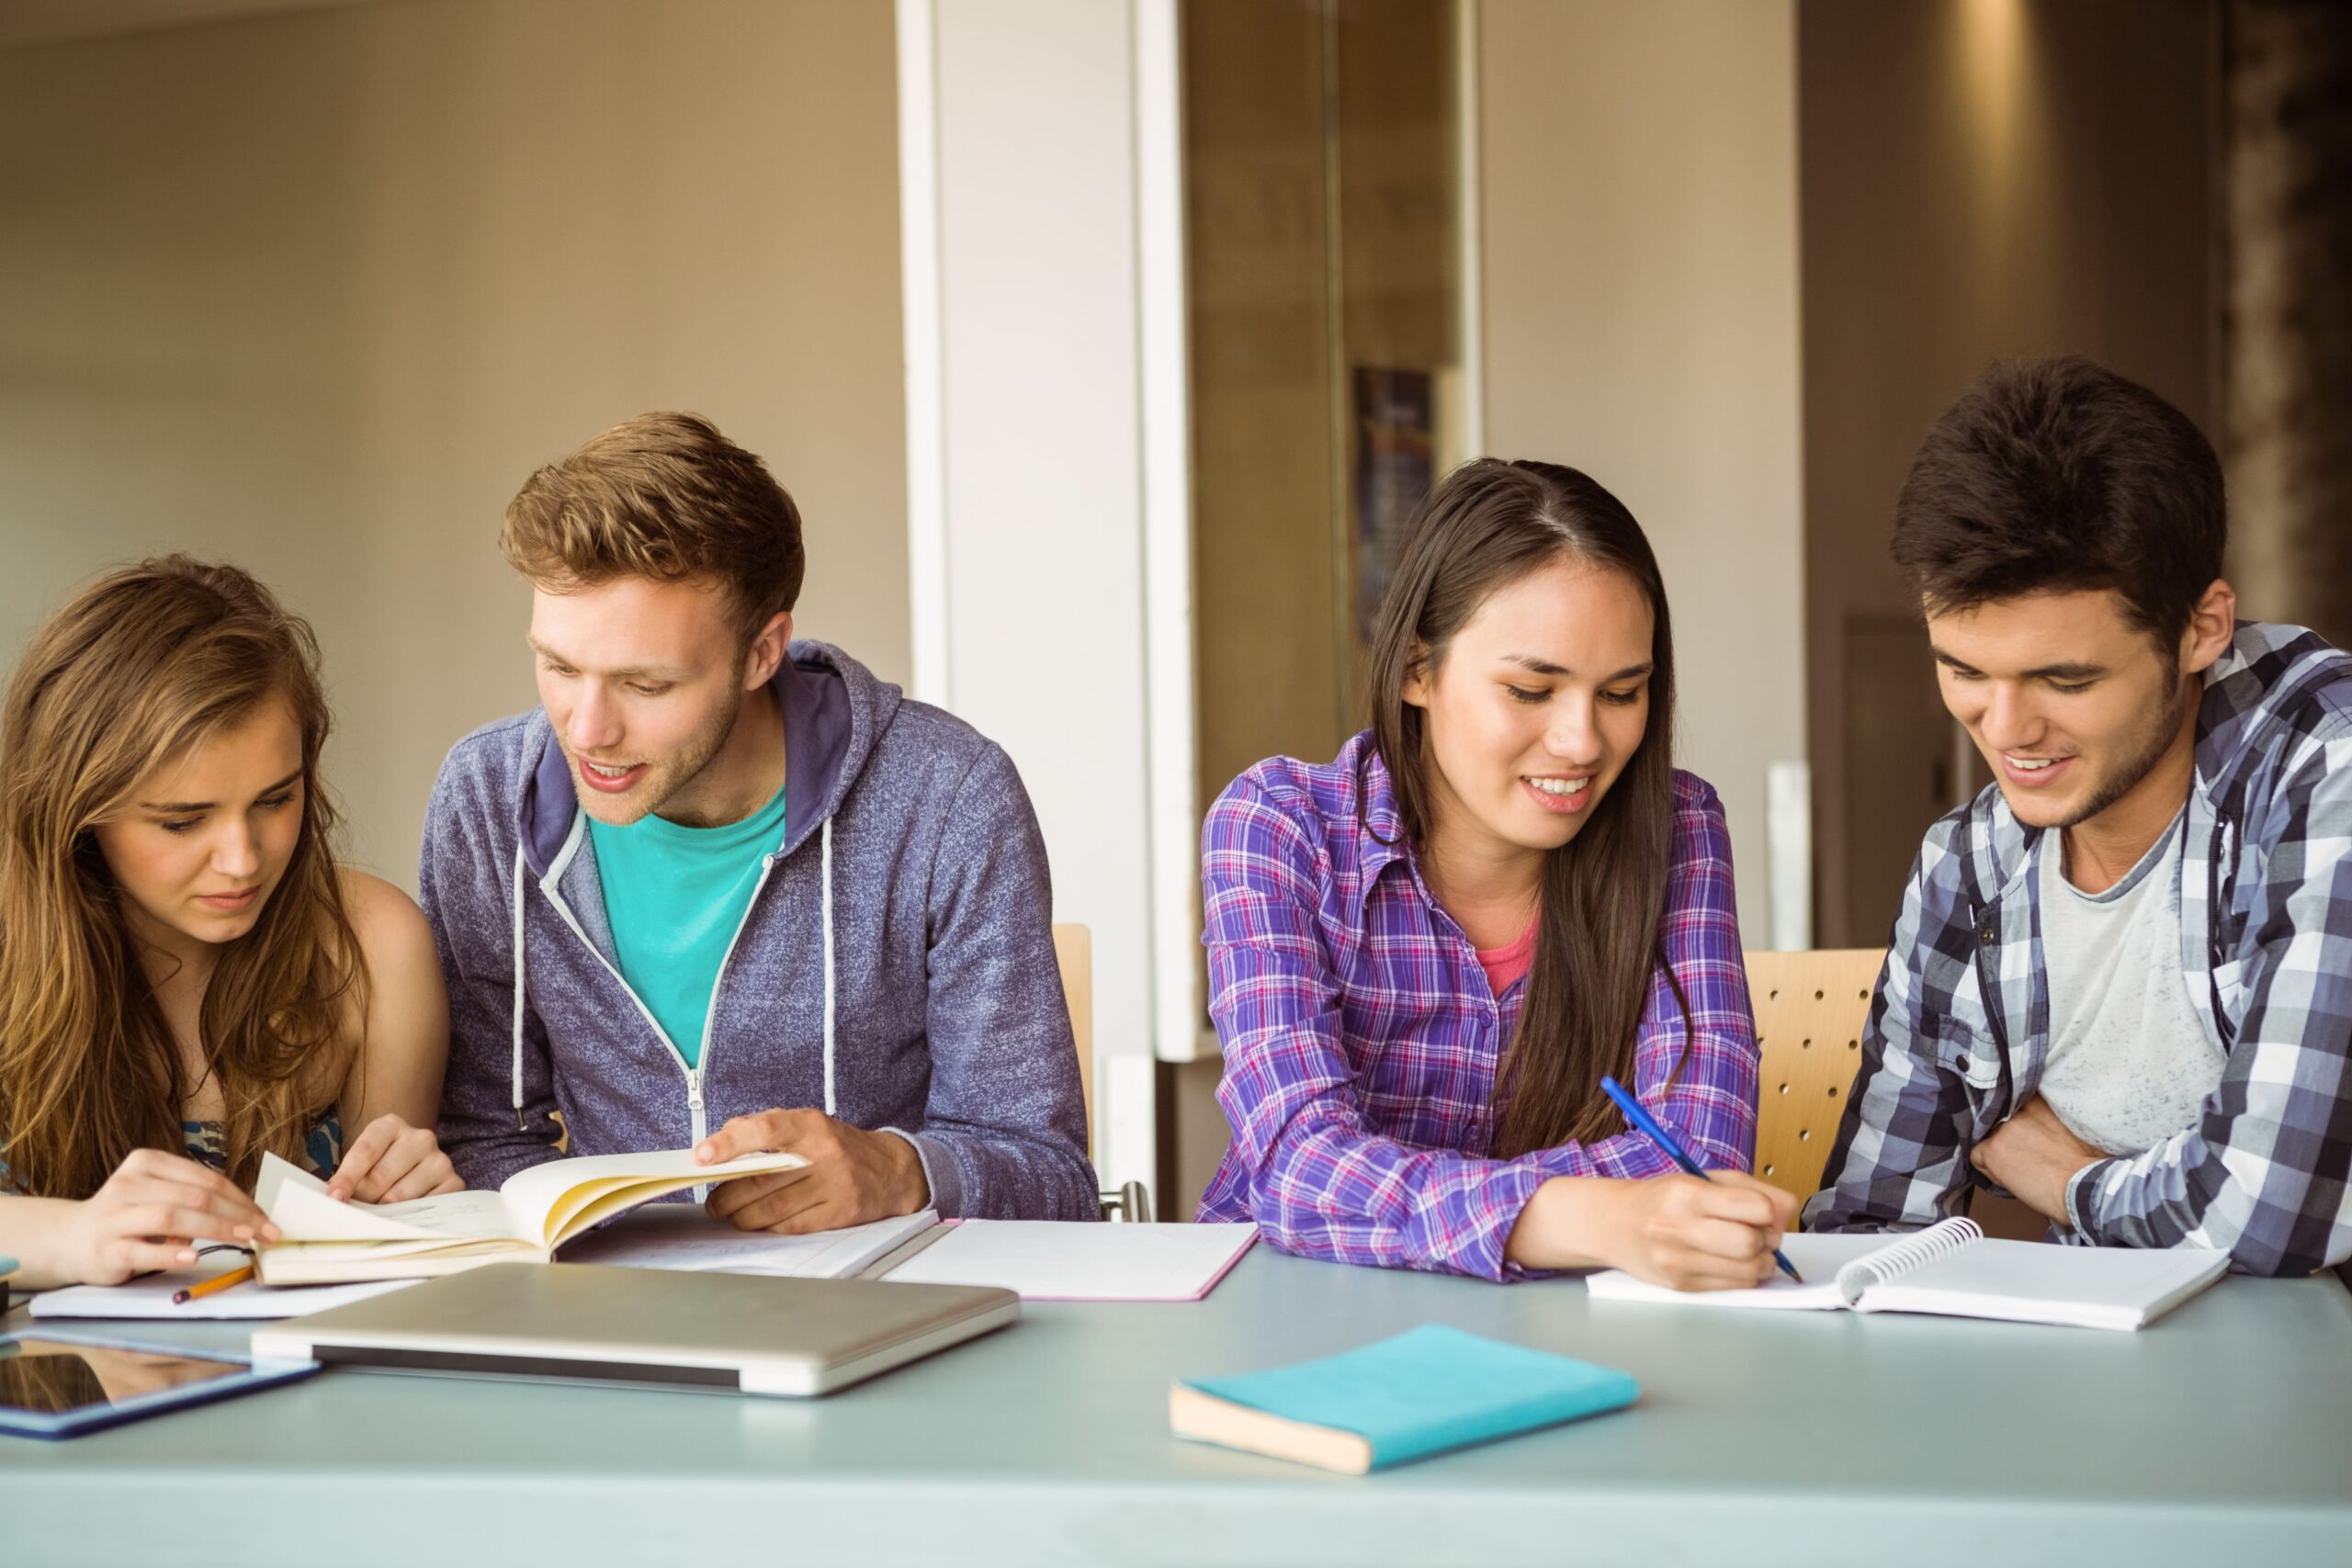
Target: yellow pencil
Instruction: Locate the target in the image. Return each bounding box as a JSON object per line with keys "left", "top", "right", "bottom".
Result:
{"left": 173, "top": 1262, "right": 255, "bottom": 1305}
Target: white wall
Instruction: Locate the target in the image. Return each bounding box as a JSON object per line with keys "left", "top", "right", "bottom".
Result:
{"left": 901, "top": 0, "right": 1193, "bottom": 1190}
{"left": 0, "top": 0, "right": 909, "bottom": 891}
{"left": 1478, "top": 0, "right": 1806, "bottom": 946}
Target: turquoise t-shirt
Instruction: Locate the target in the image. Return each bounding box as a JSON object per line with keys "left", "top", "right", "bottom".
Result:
{"left": 587, "top": 784, "right": 789, "bottom": 1069}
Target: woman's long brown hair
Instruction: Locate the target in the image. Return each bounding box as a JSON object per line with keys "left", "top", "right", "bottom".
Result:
{"left": 0, "top": 558, "right": 365, "bottom": 1197}
{"left": 1365, "top": 459, "right": 1689, "bottom": 1158}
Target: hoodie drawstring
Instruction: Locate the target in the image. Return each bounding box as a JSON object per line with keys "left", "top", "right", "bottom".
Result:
{"left": 510, "top": 843, "right": 528, "bottom": 1131}
{"left": 820, "top": 816, "right": 837, "bottom": 1117}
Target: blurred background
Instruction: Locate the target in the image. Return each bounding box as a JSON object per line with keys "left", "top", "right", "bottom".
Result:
{"left": 4, "top": 0, "right": 2346, "bottom": 1213}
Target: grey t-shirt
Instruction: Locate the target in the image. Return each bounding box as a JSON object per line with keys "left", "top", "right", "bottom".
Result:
{"left": 2035, "top": 810, "right": 2224, "bottom": 1157}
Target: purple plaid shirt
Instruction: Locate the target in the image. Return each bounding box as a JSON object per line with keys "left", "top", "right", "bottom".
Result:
{"left": 1194, "top": 733, "right": 1760, "bottom": 1280}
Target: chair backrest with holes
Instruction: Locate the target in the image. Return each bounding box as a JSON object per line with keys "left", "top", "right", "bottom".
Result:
{"left": 1052, "top": 923, "right": 1094, "bottom": 1162}
{"left": 1745, "top": 949, "right": 1886, "bottom": 1203}
{"left": 1051, "top": 922, "right": 1152, "bottom": 1220}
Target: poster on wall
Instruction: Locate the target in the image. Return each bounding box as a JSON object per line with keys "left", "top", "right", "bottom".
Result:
{"left": 1352, "top": 367, "right": 1435, "bottom": 646}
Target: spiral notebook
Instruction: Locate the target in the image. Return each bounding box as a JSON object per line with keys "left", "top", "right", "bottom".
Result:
{"left": 1585, "top": 1218, "right": 2228, "bottom": 1331}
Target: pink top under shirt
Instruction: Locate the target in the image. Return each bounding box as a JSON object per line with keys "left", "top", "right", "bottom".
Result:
{"left": 1475, "top": 920, "right": 1536, "bottom": 998}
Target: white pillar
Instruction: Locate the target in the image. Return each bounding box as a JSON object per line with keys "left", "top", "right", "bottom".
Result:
{"left": 897, "top": 0, "right": 1197, "bottom": 1197}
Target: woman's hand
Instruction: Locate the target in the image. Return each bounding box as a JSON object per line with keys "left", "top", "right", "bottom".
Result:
{"left": 328, "top": 1113, "right": 464, "bottom": 1203}
{"left": 1604, "top": 1171, "right": 1799, "bottom": 1291}
{"left": 53, "top": 1148, "right": 278, "bottom": 1286}
{"left": 1510, "top": 1171, "right": 1799, "bottom": 1290}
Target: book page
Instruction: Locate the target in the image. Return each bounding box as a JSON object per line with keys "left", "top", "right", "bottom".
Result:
{"left": 255, "top": 1151, "right": 521, "bottom": 1244}
{"left": 257, "top": 1147, "right": 814, "bottom": 1250}
{"left": 497, "top": 1146, "right": 810, "bottom": 1247}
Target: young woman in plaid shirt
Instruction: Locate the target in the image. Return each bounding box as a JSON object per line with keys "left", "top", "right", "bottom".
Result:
{"left": 1196, "top": 460, "right": 1787, "bottom": 1285}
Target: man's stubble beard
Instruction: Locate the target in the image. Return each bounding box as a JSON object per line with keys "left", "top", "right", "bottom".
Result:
{"left": 2048, "top": 660, "right": 2192, "bottom": 832}
{"left": 638, "top": 682, "right": 749, "bottom": 827}
{"left": 573, "top": 670, "right": 747, "bottom": 828}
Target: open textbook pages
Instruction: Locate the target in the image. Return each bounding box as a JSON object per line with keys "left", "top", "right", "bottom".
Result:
{"left": 1585, "top": 1216, "right": 2229, "bottom": 1331}
{"left": 252, "top": 1146, "right": 808, "bottom": 1285}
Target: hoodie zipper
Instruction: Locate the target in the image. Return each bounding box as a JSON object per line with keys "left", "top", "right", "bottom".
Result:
{"left": 692, "top": 849, "right": 786, "bottom": 1147}
{"left": 539, "top": 842, "right": 790, "bottom": 1161}
{"left": 536, "top": 874, "right": 700, "bottom": 1118}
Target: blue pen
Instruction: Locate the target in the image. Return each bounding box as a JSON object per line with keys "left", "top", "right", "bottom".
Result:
{"left": 1599, "top": 1075, "right": 1802, "bottom": 1284}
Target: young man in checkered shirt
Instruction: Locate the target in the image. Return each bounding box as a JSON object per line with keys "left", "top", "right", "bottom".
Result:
{"left": 1806, "top": 356, "right": 2352, "bottom": 1277}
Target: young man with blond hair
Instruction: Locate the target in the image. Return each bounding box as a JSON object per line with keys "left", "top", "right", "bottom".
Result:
{"left": 1807, "top": 358, "right": 2352, "bottom": 1276}
{"left": 424, "top": 412, "right": 1098, "bottom": 1226}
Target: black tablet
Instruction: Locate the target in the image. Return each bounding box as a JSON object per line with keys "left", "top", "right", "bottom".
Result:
{"left": 0, "top": 1327, "right": 318, "bottom": 1440}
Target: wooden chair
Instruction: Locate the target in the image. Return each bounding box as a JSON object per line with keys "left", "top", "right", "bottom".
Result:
{"left": 1053, "top": 922, "right": 1153, "bottom": 1222}
{"left": 1746, "top": 947, "right": 2052, "bottom": 1238}
{"left": 1055, "top": 923, "right": 1095, "bottom": 1149}
{"left": 1746, "top": 949, "right": 1883, "bottom": 1203}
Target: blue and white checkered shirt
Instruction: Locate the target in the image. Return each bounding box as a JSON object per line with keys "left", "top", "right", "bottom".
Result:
{"left": 1806, "top": 622, "right": 2352, "bottom": 1277}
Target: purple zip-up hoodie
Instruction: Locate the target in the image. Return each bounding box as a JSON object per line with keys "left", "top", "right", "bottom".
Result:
{"left": 421, "top": 639, "right": 1099, "bottom": 1219}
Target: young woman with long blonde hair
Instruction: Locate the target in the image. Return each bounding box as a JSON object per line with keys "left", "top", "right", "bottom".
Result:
{"left": 0, "top": 558, "right": 459, "bottom": 1289}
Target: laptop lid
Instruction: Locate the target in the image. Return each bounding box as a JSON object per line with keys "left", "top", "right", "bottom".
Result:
{"left": 251, "top": 1262, "right": 1017, "bottom": 1397}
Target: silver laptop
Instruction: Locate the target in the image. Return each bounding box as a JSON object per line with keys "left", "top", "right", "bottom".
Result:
{"left": 251, "top": 1262, "right": 1018, "bottom": 1397}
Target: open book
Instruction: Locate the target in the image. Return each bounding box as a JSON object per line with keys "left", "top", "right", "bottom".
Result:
{"left": 1585, "top": 1217, "right": 2229, "bottom": 1331}
{"left": 252, "top": 1147, "right": 808, "bottom": 1285}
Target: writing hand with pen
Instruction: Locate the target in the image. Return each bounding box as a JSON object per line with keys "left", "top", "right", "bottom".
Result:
{"left": 1502, "top": 1077, "right": 1804, "bottom": 1292}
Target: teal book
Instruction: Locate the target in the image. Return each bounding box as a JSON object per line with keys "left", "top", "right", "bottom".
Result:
{"left": 1169, "top": 1324, "right": 1638, "bottom": 1473}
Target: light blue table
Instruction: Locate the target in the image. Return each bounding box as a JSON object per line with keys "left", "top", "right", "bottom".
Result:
{"left": 6, "top": 1247, "right": 2349, "bottom": 1566}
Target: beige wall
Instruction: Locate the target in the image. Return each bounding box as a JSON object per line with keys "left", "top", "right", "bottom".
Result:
{"left": 1799, "top": 0, "right": 2214, "bottom": 945}
{"left": 0, "top": 0, "right": 908, "bottom": 893}
{"left": 1176, "top": 0, "right": 1468, "bottom": 1213}
{"left": 1184, "top": 0, "right": 1345, "bottom": 818}
{"left": 1480, "top": 0, "right": 1807, "bottom": 947}
{"left": 1184, "top": 0, "right": 1464, "bottom": 855}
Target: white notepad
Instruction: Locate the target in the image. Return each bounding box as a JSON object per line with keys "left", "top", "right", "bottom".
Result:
{"left": 29, "top": 1251, "right": 421, "bottom": 1321}
{"left": 879, "top": 1220, "right": 1259, "bottom": 1301}
{"left": 1585, "top": 1217, "right": 2229, "bottom": 1331}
